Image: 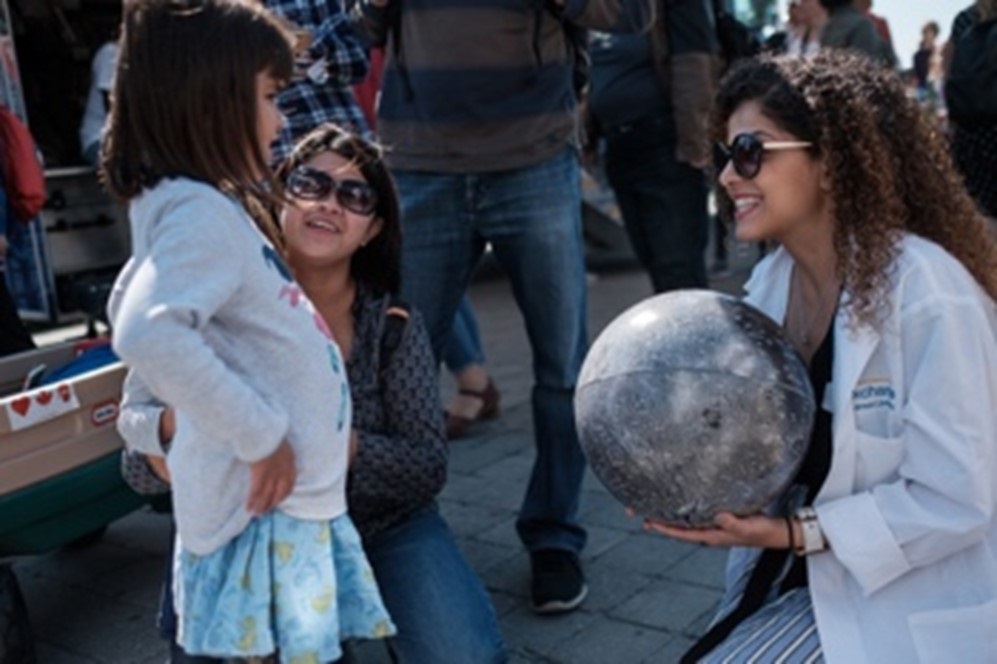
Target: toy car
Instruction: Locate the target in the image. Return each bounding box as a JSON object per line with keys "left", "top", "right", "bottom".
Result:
{"left": 0, "top": 340, "right": 144, "bottom": 662}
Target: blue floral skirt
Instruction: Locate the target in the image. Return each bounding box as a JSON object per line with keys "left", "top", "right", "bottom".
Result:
{"left": 174, "top": 512, "right": 395, "bottom": 663}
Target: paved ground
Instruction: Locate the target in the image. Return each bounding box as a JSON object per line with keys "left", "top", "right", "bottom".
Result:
{"left": 11, "top": 240, "right": 761, "bottom": 663}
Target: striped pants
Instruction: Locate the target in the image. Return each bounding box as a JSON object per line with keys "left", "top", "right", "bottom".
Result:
{"left": 699, "top": 551, "right": 823, "bottom": 664}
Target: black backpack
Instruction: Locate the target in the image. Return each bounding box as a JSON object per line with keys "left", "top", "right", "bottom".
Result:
{"left": 945, "top": 14, "right": 997, "bottom": 123}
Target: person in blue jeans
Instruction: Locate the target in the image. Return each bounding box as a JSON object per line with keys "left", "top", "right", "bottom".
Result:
{"left": 443, "top": 295, "right": 502, "bottom": 439}
{"left": 585, "top": 0, "right": 718, "bottom": 294}
{"left": 355, "top": 0, "right": 655, "bottom": 614}
{"left": 119, "top": 125, "right": 506, "bottom": 663}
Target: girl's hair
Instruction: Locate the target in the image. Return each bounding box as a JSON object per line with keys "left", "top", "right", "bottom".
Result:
{"left": 712, "top": 51, "right": 997, "bottom": 326}
{"left": 101, "top": 0, "right": 294, "bottom": 243}
{"left": 818, "top": 0, "right": 851, "bottom": 10}
{"left": 276, "top": 124, "right": 403, "bottom": 296}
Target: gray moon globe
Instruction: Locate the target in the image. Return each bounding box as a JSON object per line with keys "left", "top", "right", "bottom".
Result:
{"left": 575, "top": 290, "right": 816, "bottom": 526}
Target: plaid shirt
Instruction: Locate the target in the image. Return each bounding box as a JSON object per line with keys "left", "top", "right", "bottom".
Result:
{"left": 267, "top": 0, "right": 371, "bottom": 163}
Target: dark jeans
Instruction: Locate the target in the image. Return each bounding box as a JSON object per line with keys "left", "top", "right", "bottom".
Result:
{"left": 604, "top": 117, "right": 709, "bottom": 293}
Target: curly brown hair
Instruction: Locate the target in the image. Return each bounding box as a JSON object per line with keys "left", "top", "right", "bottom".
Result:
{"left": 712, "top": 51, "right": 997, "bottom": 326}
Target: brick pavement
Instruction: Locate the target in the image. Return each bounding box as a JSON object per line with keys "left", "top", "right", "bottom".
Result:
{"left": 12, "top": 243, "right": 759, "bottom": 663}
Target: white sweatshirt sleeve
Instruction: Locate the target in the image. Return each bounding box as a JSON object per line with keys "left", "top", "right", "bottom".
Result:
{"left": 111, "top": 190, "right": 287, "bottom": 462}
{"left": 117, "top": 369, "right": 169, "bottom": 457}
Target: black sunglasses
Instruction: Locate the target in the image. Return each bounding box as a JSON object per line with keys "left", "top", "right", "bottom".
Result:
{"left": 286, "top": 166, "right": 379, "bottom": 216}
{"left": 714, "top": 133, "right": 813, "bottom": 179}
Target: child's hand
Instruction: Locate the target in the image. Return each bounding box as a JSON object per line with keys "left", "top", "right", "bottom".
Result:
{"left": 247, "top": 440, "right": 297, "bottom": 515}
{"left": 159, "top": 407, "right": 176, "bottom": 449}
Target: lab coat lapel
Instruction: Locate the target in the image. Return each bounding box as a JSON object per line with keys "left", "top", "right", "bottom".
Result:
{"left": 744, "top": 252, "right": 884, "bottom": 501}
{"left": 820, "top": 308, "right": 881, "bottom": 501}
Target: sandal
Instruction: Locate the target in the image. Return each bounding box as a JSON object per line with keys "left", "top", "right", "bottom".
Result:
{"left": 445, "top": 379, "right": 501, "bottom": 440}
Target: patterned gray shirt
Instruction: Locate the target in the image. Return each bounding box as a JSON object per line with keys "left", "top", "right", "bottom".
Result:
{"left": 346, "top": 288, "right": 448, "bottom": 539}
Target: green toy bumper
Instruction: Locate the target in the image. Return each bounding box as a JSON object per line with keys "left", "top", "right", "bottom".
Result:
{"left": 0, "top": 452, "right": 143, "bottom": 557}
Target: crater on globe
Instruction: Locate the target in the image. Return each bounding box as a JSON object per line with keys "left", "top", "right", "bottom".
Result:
{"left": 575, "top": 290, "right": 816, "bottom": 526}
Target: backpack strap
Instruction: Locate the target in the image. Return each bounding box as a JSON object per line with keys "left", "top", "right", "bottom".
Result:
{"left": 386, "top": 2, "right": 415, "bottom": 100}
{"left": 529, "top": 1, "right": 590, "bottom": 100}
{"left": 380, "top": 296, "right": 411, "bottom": 378}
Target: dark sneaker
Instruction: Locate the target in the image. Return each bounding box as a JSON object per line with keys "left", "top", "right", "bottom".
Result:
{"left": 530, "top": 549, "right": 588, "bottom": 615}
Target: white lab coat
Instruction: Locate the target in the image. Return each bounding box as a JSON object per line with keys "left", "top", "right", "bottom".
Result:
{"left": 741, "top": 234, "right": 997, "bottom": 663}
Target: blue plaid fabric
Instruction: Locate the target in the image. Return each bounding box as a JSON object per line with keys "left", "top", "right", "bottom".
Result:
{"left": 267, "top": 0, "right": 372, "bottom": 163}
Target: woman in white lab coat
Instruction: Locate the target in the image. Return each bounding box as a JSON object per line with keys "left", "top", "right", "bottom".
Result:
{"left": 646, "top": 51, "right": 997, "bottom": 663}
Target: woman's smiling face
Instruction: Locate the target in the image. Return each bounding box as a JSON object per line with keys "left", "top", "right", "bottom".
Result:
{"left": 280, "top": 151, "right": 383, "bottom": 271}
{"left": 718, "top": 100, "right": 828, "bottom": 246}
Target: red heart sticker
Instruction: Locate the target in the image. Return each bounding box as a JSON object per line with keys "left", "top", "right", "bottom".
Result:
{"left": 57, "top": 384, "right": 71, "bottom": 402}
{"left": 36, "top": 391, "right": 53, "bottom": 405}
{"left": 11, "top": 397, "right": 30, "bottom": 416}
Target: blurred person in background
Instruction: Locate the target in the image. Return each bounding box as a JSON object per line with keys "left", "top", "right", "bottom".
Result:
{"left": 795, "top": 0, "right": 829, "bottom": 54}
{"left": 853, "top": 0, "right": 896, "bottom": 59}
{"left": 813, "top": 0, "right": 895, "bottom": 66}
{"left": 767, "top": 2, "right": 821, "bottom": 57}
{"left": 266, "top": 0, "right": 371, "bottom": 162}
{"left": 945, "top": 0, "right": 997, "bottom": 221}
{"left": 79, "top": 34, "right": 118, "bottom": 167}
{"left": 913, "top": 21, "right": 941, "bottom": 94}
{"left": 585, "top": 0, "right": 719, "bottom": 294}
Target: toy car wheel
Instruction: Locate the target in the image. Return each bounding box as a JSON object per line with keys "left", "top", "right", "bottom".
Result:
{"left": 0, "top": 564, "right": 36, "bottom": 664}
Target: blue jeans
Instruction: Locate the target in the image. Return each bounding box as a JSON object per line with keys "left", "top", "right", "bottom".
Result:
{"left": 443, "top": 295, "right": 486, "bottom": 374}
{"left": 604, "top": 117, "right": 709, "bottom": 293}
{"left": 393, "top": 148, "right": 589, "bottom": 554}
{"left": 364, "top": 505, "right": 506, "bottom": 663}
